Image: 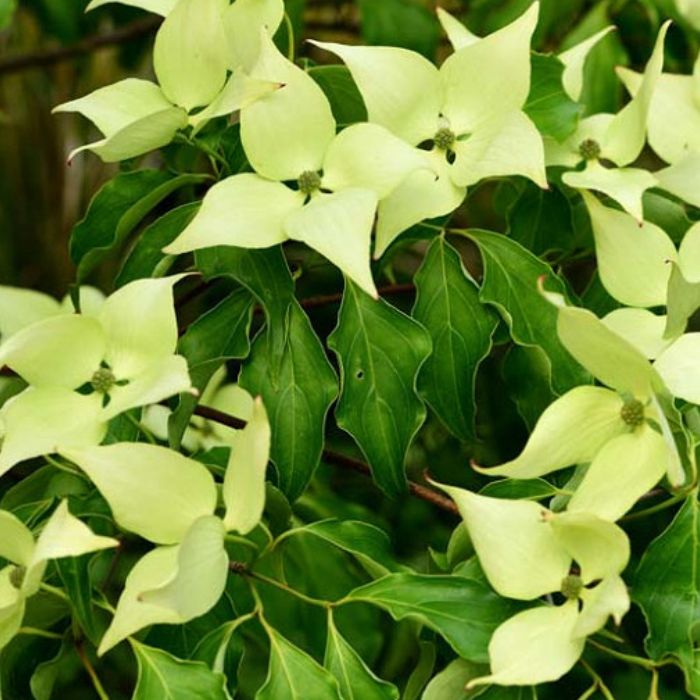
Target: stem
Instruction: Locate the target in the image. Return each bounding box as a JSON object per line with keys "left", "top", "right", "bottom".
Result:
{"left": 587, "top": 639, "right": 661, "bottom": 671}
{"left": 230, "top": 562, "right": 330, "bottom": 609}
{"left": 124, "top": 413, "right": 157, "bottom": 445}
{"left": 40, "top": 582, "right": 70, "bottom": 603}
{"left": 17, "top": 627, "right": 63, "bottom": 640}
{"left": 44, "top": 455, "right": 86, "bottom": 480}
{"left": 621, "top": 492, "right": 689, "bottom": 523}
{"left": 191, "top": 404, "right": 459, "bottom": 515}
{"left": 283, "top": 12, "right": 296, "bottom": 62}
{"left": 580, "top": 659, "right": 616, "bottom": 700}
{"left": 575, "top": 684, "right": 599, "bottom": 700}
{"left": 75, "top": 639, "right": 111, "bottom": 700}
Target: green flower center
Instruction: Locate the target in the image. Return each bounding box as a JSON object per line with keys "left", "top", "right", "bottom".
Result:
{"left": 91, "top": 367, "right": 116, "bottom": 394}
{"left": 434, "top": 127, "right": 456, "bottom": 151}
{"left": 297, "top": 170, "right": 321, "bottom": 195}
{"left": 560, "top": 574, "right": 584, "bottom": 601}
{"left": 620, "top": 399, "right": 645, "bottom": 428}
{"left": 578, "top": 138, "right": 601, "bottom": 161}
{"left": 9, "top": 566, "right": 26, "bottom": 590}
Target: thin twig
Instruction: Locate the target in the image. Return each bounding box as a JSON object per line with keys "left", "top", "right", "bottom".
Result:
{"left": 192, "top": 403, "right": 458, "bottom": 515}
{"left": 0, "top": 17, "right": 161, "bottom": 76}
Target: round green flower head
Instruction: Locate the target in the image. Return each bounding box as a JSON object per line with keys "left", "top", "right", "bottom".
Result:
{"left": 434, "top": 127, "right": 456, "bottom": 151}
{"left": 297, "top": 170, "right": 322, "bottom": 195}
{"left": 91, "top": 367, "right": 116, "bottom": 394}
{"left": 560, "top": 574, "right": 584, "bottom": 601}
{"left": 620, "top": 399, "right": 645, "bottom": 428}
{"left": 578, "top": 138, "right": 601, "bottom": 161}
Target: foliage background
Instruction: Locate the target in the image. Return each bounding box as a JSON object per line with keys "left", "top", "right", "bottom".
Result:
{"left": 0, "top": 0, "right": 696, "bottom": 698}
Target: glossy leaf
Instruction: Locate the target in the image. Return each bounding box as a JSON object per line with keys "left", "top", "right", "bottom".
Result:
{"left": 240, "top": 300, "right": 337, "bottom": 501}
{"left": 131, "top": 640, "right": 231, "bottom": 700}
{"left": 634, "top": 495, "right": 700, "bottom": 689}
{"left": 470, "top": 230, "right": 590, "bottom": 393}
{"left": 345, "top": 573, "right": 524, "bottom": 663}
{"left": 421, "top": 658, "right": 486, "bottom": 700}
{"left": 325, "top": 611, "right": 398, "bottom": 700}
{"left": 55, "top": 554, "right": 100, "bottom": 645}
{"left": 412, "top": 237, "right": 497, "bottom": 441}
{"left": 257, "top": 627, "right": 342, "bottom": 700}
{"left": 329, "top": 281, "right": 431, "bottom": 495}
{"left": 309, "top": 65, "right": 368, "bottom": 126}
{"left": 524, "top": 53, "right": 582, "bottom": 143}
{"left": 71, "top": 170, "right": 209, "bottom": 282}
{"left": 196, "top": 246, "right": 295, "bottom": 382}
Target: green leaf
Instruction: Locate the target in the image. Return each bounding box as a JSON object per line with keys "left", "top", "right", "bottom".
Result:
{"left": 501, "top": 345, "right": 555, "bottom": 431}
{"left": 55, "top": 554, "right": 100, "bottom": 646}
{"left": 30, "top": 638, "right": 72, "bottom": 700}
{"left": 116, "top": 203, "right": 199, "bottom": 287}
{"left": 524, "top": 53, "right": 582, "bottom": 143}
{"left": 131, "top": 640, "right": 232, "bottom": 700}
{"left": 665, "top": 263, "right": 700, "bottom": 340}
{"left": 469, "top": 229, "right": 590, "bottom": 393}
{"left": 279, "top": 519, "right": 405, "bottom": 577}
{"left": 345, "top": 573, "right": 524, "bottom": 663}
{"left": 324, "top": 611, "right": 398, "bottom": 700}
{"left": 357, "top": 0, "right": 440, "bottom": 57}
{"left": 309, "top": 66, "right": 368, "bottom": 127}
{"left": 240, "top": 300, "right": 338, "bottom": 501}
{"left": 506, "top": 183, "right": 577, "bottom": 255}
{"left": 328, "top": 281, "right": 431, "bottom": 496}
{"left": 403, "top": 641, "right": 436, "bottom": 700}
{"left": 257, "top": 627, "right": 342, "bottom": 700}
{"left": 477, "top": 686, "right": 538, "bottom": 700}
{"left": 169, "top": 288, "right": 254, "bottom": 447}
{"left": 0, "top": 0, "right": 16, "bottom": 30}
{"left": 634, "top": 494, "right": 700, "bottom": 693}
{"left": 412, "top": 237, "right": 497, "bottom": 441}
{"left": 196, "top": 246, "right": 295, "bottom": 382}
{"left": 479, "top": 478, "right": 558, "bottom": 501}
{"left": 422, "top": 658, "right": 487, "bottom": 700}
{"left": 71, "top": 170, "right": 209, "bottom": 283}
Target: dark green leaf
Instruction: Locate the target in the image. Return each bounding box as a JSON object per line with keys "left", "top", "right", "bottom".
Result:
{"left": 240, "top": 300, "right": 337, "bottom": 501}
{"left": 469, "top": 230, "right": 590, "bottom": 393}
{"left": 257, "top": 628, "right": 342, "bottom": 700}
{"left": 665, "top": 263, "right": 700, "bottom": 340}
{"left": 345, "top": 573, "right": 524, "bottom": 663}
{"left": 634, "top": 495, "right": 700, "bottom": 694}
{"left": 169, "top": 288, "right": 254, "bottom": 447}
{"left": 130, "top": 641, "right": 231, "bottom": 700}
{"left": 524, "top": 54, "right": 582, "bottom": 143}
{"left": 357, "top": 0, "right": 440, "bottom": 57}
{"left": 478, "top": 686, "right": 538, "bottom": 700}
{"left": 116, "top": 203, "right": 199, "bottom": 286}
{"left": 197, "top": 246, "right": 295, "bottom": 382}
{"left": 506, "top": 183, "right": 577, "bottom": 255}
{"left": 413, "top": 237, "right": 497, "bottom": 441}
{"left": 55, "top": 554, "right": 100, "bottom": 646}
{"left": 280, "top": 519, "right": 405, "bottom": 577}
{"left": 324, "top": 612, "right": 398, "bottom": 700}
{"left": 328, "top": 282, "right": 431, "bottom": 496}
{"left": 29, "top": 638, "right": 72, "bottom": 700}
{"left": 479, "top": 478, "right": 558, "bottom": 501}
{"left": 71, "top": 171, "right": 209, "bottom": 282}
{"left": 501, "top": 345, "right": 555, "bottom": 431}
{"left": 643, "top": 191, "right": 693, "bottom": 246}
{"left": 309, "top": 66, "right": 367, "bottom": 127}
{"left": 422, "top": 658, "right": 487, "bottom": 700}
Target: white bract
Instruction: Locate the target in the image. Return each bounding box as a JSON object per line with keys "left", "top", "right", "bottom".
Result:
{"left": 165, "top": 32, "right": 432, "bottom": 298}
{"left": 545, "top": 22, "right": 669, "bottom": 221}
{"left": 54, "top": 0, "right": 283, "bottom": 161}
{"left": 312, "top": 3, "right": 546, "bottom": 257}
{"left": 435, "top": 484, "right": 630, "bottom": 686}
{"left": 0, "top": 276, "right": 193, "bottom": 475}
{"left": 62, "top": 397, "right": 270, "bottom": 654}
{"left": 0, "top": 501, "right": 117, "bottom": 651}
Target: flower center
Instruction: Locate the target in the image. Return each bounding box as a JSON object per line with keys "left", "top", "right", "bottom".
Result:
{"left": 578, "top": 138, "right": 601, "bottom": 161}
{"left": 91, "top": 367, "right": 116, "bottom": 394}
{"left": 9, "top": 566, "right": 26, "bottom": 590}
{"left": 297, "top": 170, "right": 321, "bottom": 195}
{"left": 434, "top": 127, "right": 456, "bottom": 151}
{"left": 620, "top": 399, "right": 645, "bottom": 428}
{"left": 560, "top": 574, "right": 584, "bottom": 601}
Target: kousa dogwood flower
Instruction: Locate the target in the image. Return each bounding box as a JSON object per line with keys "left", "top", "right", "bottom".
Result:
{"left": 434, "top": 484, "right": 630, "bottom": 687}
{"left": 310, "top": 2, "right": 547, "bottom": 257}
{"left": 581, "top": 192, "right": 700, "bottom": 405}
{"left": 0, "top": 501, "right": 117, "bottom": 650}
{"left": 0, "top": 285, "right": 104, "bottom": 342}
{"left": 54, "top": 0, "right": 283, "bottom": 162}
{"left": 62, "top": 400, "right": 270, "bottom": 655}
{"left": 0, "top": 276, "right": 193, "bottom": 475}
{"left": 474, "top": 295, "right": 685, "bottom": 521}
{"left": 164, "top": 32, "right": 432, "bottom": 297}
{"left": 545, "top": 22, "right": 669, "bottom": 221}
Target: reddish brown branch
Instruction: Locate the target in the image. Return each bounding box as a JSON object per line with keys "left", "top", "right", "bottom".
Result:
{"left": 191, "top": 403, "right": 458, "bottom": 515}
{"left": 0, "top": 16, "right": 161, "bottom": 76}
